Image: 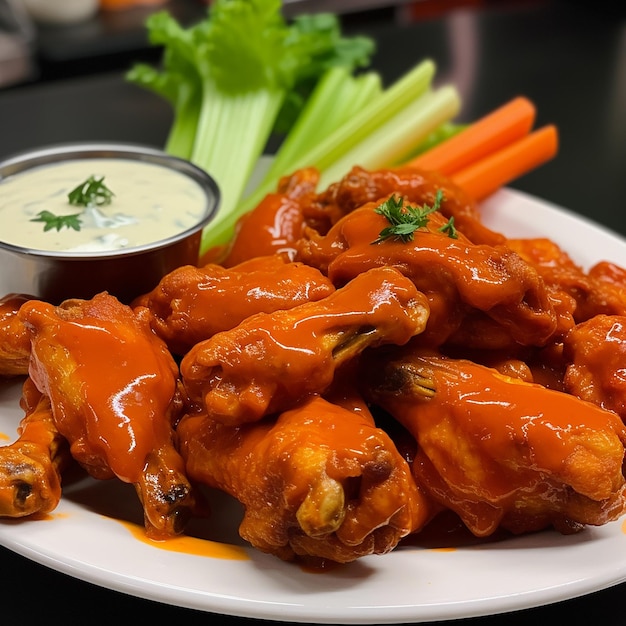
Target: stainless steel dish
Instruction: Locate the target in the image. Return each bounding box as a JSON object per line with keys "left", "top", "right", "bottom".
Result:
{"left": 0, "top": 142, "right": 220, "bottom": 304}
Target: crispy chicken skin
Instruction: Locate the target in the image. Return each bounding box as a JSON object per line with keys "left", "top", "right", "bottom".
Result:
{"left": 178, "top": 395, "right": 429, "bottom": 564}
{"left": 507, "top": 238, "right": 626, "bottom": 323}
{"left": 362, "top": 347, "right": 626, "bottom": 537}
{"left": 0, "top": 294, "right": 32, "bottom": 377}
{"left": 133, "top": 255, "right": 335, "bottom": 356}
{"left": 0, "top": 377, "right": 67, "bottom": 517}
{"left": 18, "top": 292, "right": 196, "bottom": 539}
{"left": 181, "top": 266, "right": 430, "bottom": 426}
{"left": 563, "top": 314, "right": 626, "bottom": 419}
{"left": 297, "top": 200, "right": 558, "bottom": 348}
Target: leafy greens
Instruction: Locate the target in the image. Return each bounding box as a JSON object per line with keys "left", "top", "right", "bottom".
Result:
{"left": 127, "top": 0, "right": 375, "bottom": 256}
{"left": 373, "top": 190, "right": 457, "bottom": 243}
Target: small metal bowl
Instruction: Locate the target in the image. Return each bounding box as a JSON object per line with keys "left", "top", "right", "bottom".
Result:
{"left": 0, "top": 142, "right": 220, "bottom": 304}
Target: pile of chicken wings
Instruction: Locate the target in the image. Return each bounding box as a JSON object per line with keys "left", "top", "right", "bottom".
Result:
{"left": 2, "top": 164, "right": 626, "bottom": 567}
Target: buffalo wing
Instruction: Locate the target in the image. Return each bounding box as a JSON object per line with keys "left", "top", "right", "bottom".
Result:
{"left": 178, "top": 395, "right": 429, "bottom": 564}
{"left": 563, "top": 314, "right": 626, "bottom": 419}
{"left": 19, "top": 292, "right": 195, "bottom": 539}
{"left": 134, "top": 255, "right": 335, "bottom": 356}
{"left": 0, "top": 377, "right": 67, "bottom": 517}
{"left": 181, "top": 266, "right": 430, "bottom": 426}
{"left": 219, "top": 167, "right": 320, "bottom": 266}
{"left": 314, "top": 165, "right": 506, "bottom": 246}
{"left": 0, "top": 294, "right": 32, "bottom": 377}
{"left": 362, "top": 347, "right": 626, "bottom": 537}
{"left": 297, "top": 200, "right": 558, "bottom": 348}
{"left": 507, "top": 238, "right": 626, "bottom": 324}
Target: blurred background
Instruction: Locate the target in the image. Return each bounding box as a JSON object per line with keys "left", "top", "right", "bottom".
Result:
{"left": 1, "top": 0, "right": 623, "bottom": 90}
{"left": 0, "top": 0, "right": 597, "bottom": 89}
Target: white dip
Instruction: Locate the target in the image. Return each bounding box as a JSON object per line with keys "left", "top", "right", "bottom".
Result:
{"left": 0, "top": 158, "right": 209, "bottom": 253}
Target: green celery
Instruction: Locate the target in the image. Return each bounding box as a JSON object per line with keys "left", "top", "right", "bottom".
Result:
{"left": 255, "top": 66, "right": 382, "bottom": 201}
{"left": 202, "top": 59, "right": 437, "bottom": 252}
{"left": 127, "top": 0, "right": 377, "bottom": 259}
{"left": 318, "top": 85, "right": 461, "bottom": 188}
{"left": 191, "top": 84, "right": 285, "bottom": 237}
{"left": 291, "top": 59, "right": 437, "bottom": 173}
{"left": 126, "top": 12, "right": 203, "bottom": 160}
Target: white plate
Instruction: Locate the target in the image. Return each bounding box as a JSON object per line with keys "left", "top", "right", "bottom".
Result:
{"left": 2, "top": 188, "right": 626, "bottom": 624}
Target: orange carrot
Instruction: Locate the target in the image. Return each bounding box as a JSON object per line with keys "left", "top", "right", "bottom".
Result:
{"left": 450, "top": 125, "right": 559, "bottom": 201}
{"left": 407, "top": 96, "right": 536, "bottom": 176}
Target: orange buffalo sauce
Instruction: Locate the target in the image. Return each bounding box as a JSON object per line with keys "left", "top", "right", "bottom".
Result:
{"left": 117, "top": 518, "right": 250, "bottom": 561}
{"left": 54, "top": 320, "right": 172, "bottom": 482}
{"left": 381, "top": 352, "right": 626, "bottom": 493}
{"left": 23, "top": 295, "right": 180, "bottom": 486}
{"left": 365, "top": 349, "right": 626, "bottom": 537}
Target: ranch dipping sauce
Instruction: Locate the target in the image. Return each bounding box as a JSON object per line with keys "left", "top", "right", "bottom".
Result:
{"left": 0, "top": 157, "right": 209, "bottom": 253}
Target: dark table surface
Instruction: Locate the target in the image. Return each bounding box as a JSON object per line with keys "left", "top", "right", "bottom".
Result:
{"left": 2, "top": 0, "right": 626, "bottom": 623}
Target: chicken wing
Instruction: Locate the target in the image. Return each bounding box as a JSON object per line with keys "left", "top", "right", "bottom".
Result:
{"left": 0, "top": 293, "right": 32, "bottom": 377}
{"left": 178, "top": 395, "right": 429, "bottom": 564}
{"left": 219, "top": 167, "right": 320, "bottom": 266}
{"left": 134, "top": 255, "right": 335, "bottom": 356}
{"left": 314, "top": 165, "right": 507, "bottom": 246}
{"left": 181, "top": 266, "right": 430, "bottom": 426}
{"left": 362, "top": 347, "right": 626, "bottom": 537}
{"left": 297, "top": 199, "right": 558, "bottom": 348}
{"left": 563, "top": 314, "right": 626, "bottom": 419}
{"left": 18, "top": 292, "right": 196, "bottom": 539}
{"left": 507, "top": 238, "right": 626, "bottom": 322}
{"left": 0, "top": 377, "right": 67, "bottom": 517}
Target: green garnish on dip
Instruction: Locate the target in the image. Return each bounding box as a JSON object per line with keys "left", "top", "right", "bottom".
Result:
{"left": 31, "top": 175, "right": 115, "bottom": 232}
{"left": 68, "top": 175, "right": 115, "bottom": 208}
{"left": 373, "top": 189, "right": 457, "bottom": 243}
{"left": 30, "top": 210, "right": 83, "bottom": 232}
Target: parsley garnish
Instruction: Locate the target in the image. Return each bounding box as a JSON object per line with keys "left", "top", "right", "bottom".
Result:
{"left": 373, "top": 189, "right": 455, "bottom": 244}
{"left": 438, "top": 215, "right": 458, "bottom": 239}
{"left": 68, "top": 175, "right": 114, "bottom": 208}
{"left": 31, "top": 210, "right": 82, "bottom": 232}
{"left": 31, "top": 175, "right": 115, "bottom": 232}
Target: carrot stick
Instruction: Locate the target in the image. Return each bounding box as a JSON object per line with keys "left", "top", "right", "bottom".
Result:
{"left": 450, "top": 125, "right": 559, "bottom": 201}
{"left": 406, "top": 96, "right": 536, "bottom": 176}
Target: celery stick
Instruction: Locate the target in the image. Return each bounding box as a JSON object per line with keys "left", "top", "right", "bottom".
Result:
{"left": 256, "top": 68, "right": 382, "bottom": 198}
{"left": 275, "top": 67, "right": 356, "bottom": 162}
{"left": 164, "top": 90, "right": 202, "bottom": 159}
{"left": 318, "top": 85, "right": 462, "bottom": 188}
{"left": 219, "top": 59, "right": 436, "bottom": 243}
{"left": 346, "top": 72, "right": 384, "bottom": 121}
{"left": 291, "top": 59, "right": 436, "bottom": 172}
{"left": 193, "top": 83, "right": 284, "bottom": 241}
